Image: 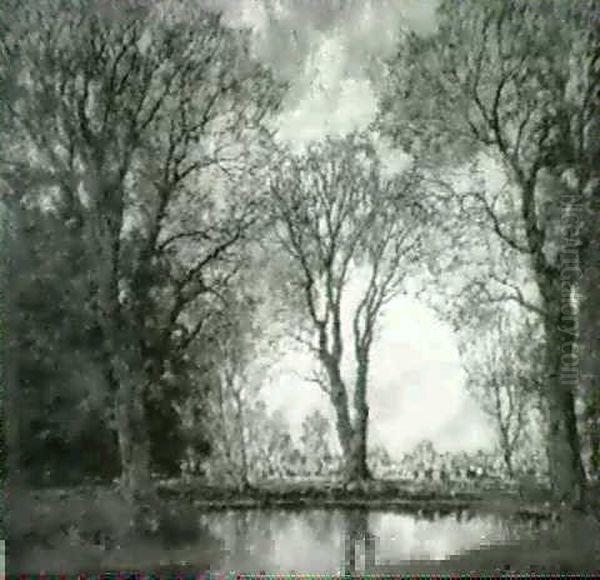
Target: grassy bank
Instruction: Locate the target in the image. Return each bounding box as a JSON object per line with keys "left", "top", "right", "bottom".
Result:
{"left": 375, "top": 511, "right": 600, "bottom": 575}
{"left": 7, "top": 479, "right": 598, "bottom": 574}
{"left": 156, "top": 476, "right": 557, "bottom": 517}
{"left": 8, "top": 485, "right": 219, "bottom": 574}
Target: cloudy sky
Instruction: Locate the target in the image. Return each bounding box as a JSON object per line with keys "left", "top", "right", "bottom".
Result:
{"left": 210, "top": 0, "right": 496, "bottom": 458}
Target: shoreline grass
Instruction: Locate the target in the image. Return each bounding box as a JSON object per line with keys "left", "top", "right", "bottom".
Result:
{"left": 7, "top": 479, "right": 598, "bottom": 575}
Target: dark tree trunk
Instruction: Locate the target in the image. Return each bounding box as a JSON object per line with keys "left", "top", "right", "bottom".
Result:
{"left": 316, "top": 305, "right": 374, "bottom": 484}
{"left": 516, "top": 160, "right": 588, "bottom": 507}
{"left": 496, "top": 387, "right": 516, "bottom": 480}
{"left": 4, "top": 197, "right": 28, "bottom": 548}
{"left": 115, "top": 381, "right": 151, "bottom": 499}
{"left": 540, "top": 277, "right": 587, "bottom": 506}
{"left": 578, "top": 192, "right": 600, "bottom": 480}
{"left": 324, "top": 371, "right": 371, "bottom": 484}
{"left": 502, "top": 446, "right": 515, "bottom": 480}
{"left": 4, "top": 198, "right": 22, "bottom": 489}
{"left": 322, "top": 357, "right": 355, "bottom": 469}
{"left": 233, "top": 388, "right": 251, "bottom": 490}
{"left": 343, "top": 509, "right": 372, "bottom": 573}
{"left": 344, "top": 411, "right": 371, "bottom": 483}
{"left": 94, "top": 208, "right": 160, "bottom": 532}
{"left": 345, "top": 357, "right": 372, "bottom": 483}
{"left": 109, "top": 343, "right": 159, "bottom": 534}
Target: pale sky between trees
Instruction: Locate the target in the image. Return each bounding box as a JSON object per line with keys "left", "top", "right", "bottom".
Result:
{"left": 195, "top": 0, "right": 497, "bottom": 458}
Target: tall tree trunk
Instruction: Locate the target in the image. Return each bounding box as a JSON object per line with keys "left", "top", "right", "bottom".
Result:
{"left": 346, "top": 409, "right": 370, "bottom": 483}
{"left": 540, "top": 278, "right": 587, "bottom": 505}
{"left": 3, "top": 198, "right": 21, "bottom": 485}
{"left": 580, "top": 288, "right": 600, "bottom": 479}
{"left": 500, "top": 429, "right": 515, "bottom": 480}
{"left": 578, "top": 199, "right": 600, "bottom": 480}
{"left": 495, "top": 382, "right": 515, "bottom": 480}
{"left": 318, "top": 323, "right": 373, "bottom": 483}
{"left": 322, "top": 350, "right": 372, "bottom": 484}
{"left": 503, "top": 449, "right": 515, "bottom": 480}
{"left": 94, "top": 209, "right": 159, "bottom": 530}
{"left": 3, "top": 197, "right": 27, "bottom": 547}
{"left": 216, "top": 381, "right": 241, "bottom": 486}
{"left": 516, "top": 166, "right": 587, "bottom": 506}
{"left": 346, "top": 357, "right": 371, "bottom": 483}
{"left": 109, "top": 342, "right": 158, "bottom": 534}
{"left": 114, "top": 376, "right": 150, "bottom": 496}
{"left": 579, "top": 264, "right": 600, "bottom": 477}
{"left": 322, "top": 358, "right": 353, "bottom": 460}
{"left": 233, "top": 387, "right": 251, "bottom": 490}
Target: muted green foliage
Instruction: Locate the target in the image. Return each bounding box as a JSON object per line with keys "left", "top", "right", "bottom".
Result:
{"left": 1, "top": 0, "right": 285, "bottom": 497}
{"left": 14, "top": 206, "right": 120, "bottom": 485}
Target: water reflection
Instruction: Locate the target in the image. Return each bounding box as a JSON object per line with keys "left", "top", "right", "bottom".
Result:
{"left": 343, "top": 509, "right": 376, "bottom": 573}
{"left": 197, "top": 508, "right": 529, "bottom": 573}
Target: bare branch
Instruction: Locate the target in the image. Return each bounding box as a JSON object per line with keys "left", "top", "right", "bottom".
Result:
{"left": 158, "top": 229, "right": 213, "bottom": 252}
{"left": 488, "top": 272, "right": 547, "bottom": 319}
{"left": 471, "top": 190, "right": 530, "bottom": 254}
{"left": 303, "top": 369, "right": 332, "bottom": 397}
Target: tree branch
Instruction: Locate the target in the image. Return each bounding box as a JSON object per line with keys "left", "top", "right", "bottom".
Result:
{"left": 471, "top": 190, "right": 530, "bottom": 254}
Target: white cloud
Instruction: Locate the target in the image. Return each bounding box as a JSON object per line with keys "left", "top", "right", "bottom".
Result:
{"left": 261, "top": 284, "right": 496, "bottom": 459}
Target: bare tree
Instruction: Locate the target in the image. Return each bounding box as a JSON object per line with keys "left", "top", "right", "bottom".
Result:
{"left": 1, "top": 0, "right": 285, "bottom": 529}
{"left": 207, "top": 293, "right": 265, "bottom": 490}
{"left": 268, "top": 133, "right": 424, "bottom": 483}
{"left": 461, "top": 314, "right": 541, "bottom": 479}
{"left": 200, "top": 263, "right": 289, "bottom": 488}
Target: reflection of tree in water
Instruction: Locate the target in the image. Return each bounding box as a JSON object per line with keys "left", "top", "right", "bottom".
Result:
{"left": 464, "top": 509, "right": 476, "bottom": 523}
{"left": 418, "top": 508, "right": 437, "bottom": 522}
{"left": 233, "top": 510, "right": 250, "bottom": 555}
{"left": 303, "top": 509, "right": 336, "bottom": 546}
{"left": 234, "top": 511, "right": 255, "bottom": 566}
{"left": 231, "top": 510, "right": 277, "bottom": 571}
{"left": 343, "top": 509, "right": 376, "bottom": 573}
{"left": 451, "top": 508, "right": 475, "bottom": 524}
{"left": 158, "top": 503, "right": 219, "bottom": 550}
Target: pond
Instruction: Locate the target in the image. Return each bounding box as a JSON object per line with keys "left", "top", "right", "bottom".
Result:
{"left": 11, "top": 491, "right": 599, "bottom": 575}
{"left": 192, "top": 507, "right": 544, "bottom": 574}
